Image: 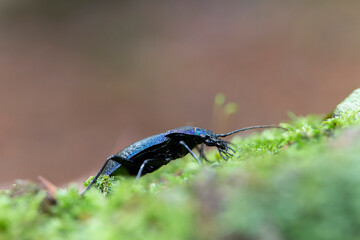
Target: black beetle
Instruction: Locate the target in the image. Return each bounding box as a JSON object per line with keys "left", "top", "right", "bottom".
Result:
{"left": 81, "top": 125, "right": 284, "bottom": 195}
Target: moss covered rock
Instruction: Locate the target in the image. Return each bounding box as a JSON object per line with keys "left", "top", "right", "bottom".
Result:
{"left": 2, "top": 90, "right": 360, "bottom": 240}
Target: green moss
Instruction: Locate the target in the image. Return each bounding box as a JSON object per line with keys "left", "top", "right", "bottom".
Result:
{"left": 2, "top": 109, "right": 360, "bottom": 239}
{"left": 83, "top": 175, "right": 118, "bottom": 196}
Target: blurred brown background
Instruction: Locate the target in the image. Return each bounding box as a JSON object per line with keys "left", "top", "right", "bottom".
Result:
{"left": 0, "top": 1, "right": 359, "bottom": 188}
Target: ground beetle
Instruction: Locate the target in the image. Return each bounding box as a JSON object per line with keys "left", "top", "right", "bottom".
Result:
{"left": 81, "top": 125, "right": 285, "bottom": 195}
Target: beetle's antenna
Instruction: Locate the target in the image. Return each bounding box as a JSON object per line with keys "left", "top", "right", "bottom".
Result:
{"left": 216, "top": 125, "right": 287, "bottom": 137}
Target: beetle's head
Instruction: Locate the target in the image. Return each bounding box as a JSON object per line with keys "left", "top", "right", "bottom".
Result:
{"left": 195, "top": 128, "right": 234, "bottom": 160}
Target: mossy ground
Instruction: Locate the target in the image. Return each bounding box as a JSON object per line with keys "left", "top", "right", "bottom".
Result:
{"left": 1, "top": 111, "right": 360, "bottom": 240}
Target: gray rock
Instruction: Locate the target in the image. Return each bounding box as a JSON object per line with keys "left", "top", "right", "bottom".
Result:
{"left": 333, "top": 88, "right": 360, "bottom": 117}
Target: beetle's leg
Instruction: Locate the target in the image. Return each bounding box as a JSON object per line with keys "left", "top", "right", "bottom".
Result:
{"left": 220, "top": 148, "right": 233, "bottom": 159}
{"left": 218, "top": 150, "right": 228, "bottom": 160}
{"left": 228, "top": 145, "right": 236, "bottom": 154}
{"left": 81, "top": 156, "right": 115, "bottom": 196}
{"left": 196, "top": 144, "right": 212, "bottom": 163}
{"left": 179, "top": 141, "right": 202, "bottom": 165}
{"left": 81, "top": 155, "right": 126, "bottom": 196}
{"left": 199, "top": 143, "right": 204, "bottom": 161}
{"left": 136, "top": 159, "right": 157, "bottom": 181}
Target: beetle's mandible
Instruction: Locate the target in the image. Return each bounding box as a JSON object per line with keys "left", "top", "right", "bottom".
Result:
{"left": 81, "top": 125, "right": 285, "bottom": 195}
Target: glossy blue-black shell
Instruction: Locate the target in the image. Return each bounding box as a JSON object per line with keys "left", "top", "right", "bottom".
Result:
{"left": 117, "top": 132, "right": 168, "bottom": 159}
{"left": 102, "top": 126, "right": 214, "bottom": 176}
{"left": 116, "top": 126, "right": 213, "bottom": 159}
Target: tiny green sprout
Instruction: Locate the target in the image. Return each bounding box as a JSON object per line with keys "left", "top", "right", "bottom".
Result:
{"left": 215, "top": 93, "right": 226, "bottom": 107}
{"left": 224, "top": 102, "right": 238, "bottom": 115}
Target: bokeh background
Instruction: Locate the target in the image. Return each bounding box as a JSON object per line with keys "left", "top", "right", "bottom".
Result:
{"left": 0, "top": 0, "right": 359, "bottom": 188}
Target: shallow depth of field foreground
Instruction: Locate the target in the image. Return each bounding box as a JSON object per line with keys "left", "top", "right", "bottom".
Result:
{"left": 1, "top": 90, "right": 360, "bottom": 240}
